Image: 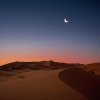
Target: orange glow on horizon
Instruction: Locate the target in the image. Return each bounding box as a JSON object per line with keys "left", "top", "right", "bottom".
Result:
{"left": 0, "top": 51, "right": 99, "bottom": 66}
{"left": 0, "top": 54, "right": 98, "bottom": 66}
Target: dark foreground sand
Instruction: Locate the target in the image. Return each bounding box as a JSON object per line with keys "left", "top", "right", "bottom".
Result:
{"left": 0, "top": 69, "right": 87, "bottom": 100}
{"left": 59, "top": 67, "right": 100, "bottom": 100}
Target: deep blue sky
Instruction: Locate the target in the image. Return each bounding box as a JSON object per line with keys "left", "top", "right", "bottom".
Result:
{"left": 0, "top": 0, "right": 100, "bottom": 64}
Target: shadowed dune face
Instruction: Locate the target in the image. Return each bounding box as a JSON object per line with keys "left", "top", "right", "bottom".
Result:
{"left": 59, "top": 67, "right": 100, "bottom": 100}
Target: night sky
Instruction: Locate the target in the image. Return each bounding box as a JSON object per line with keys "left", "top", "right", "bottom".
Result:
{"left": 0, "top": 0, "right": 100, "bottom": 65}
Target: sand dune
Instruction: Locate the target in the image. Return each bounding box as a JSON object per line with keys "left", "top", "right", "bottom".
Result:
{"left": 0, "top": 69, "right": 87, "bottom": 100}
{"left": 59, "top": 67, "right": 100, "bottom": 100}
{"left": 82, "top": 63, "right": 100, "bottom": 75}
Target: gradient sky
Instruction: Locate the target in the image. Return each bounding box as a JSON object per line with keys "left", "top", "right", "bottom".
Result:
{"left": 0, "top": 0, "right": 100, "bottom": 65}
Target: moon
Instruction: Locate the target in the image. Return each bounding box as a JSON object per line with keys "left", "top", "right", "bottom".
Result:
{"left": 64, "top": 18, "right": 68, "bottom": 23}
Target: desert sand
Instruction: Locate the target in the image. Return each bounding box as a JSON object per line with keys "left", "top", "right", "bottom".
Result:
{"left": 0, "top": 62, "right": 100, "bottom": 100}
{"left": 0, "top": 69, "right": 87, "bottom": 100}
{"left": 82, "top": 63, "right": 100, "bottom": 75}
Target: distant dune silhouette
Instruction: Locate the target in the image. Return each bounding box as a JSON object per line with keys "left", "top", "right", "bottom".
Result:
{"left": 0, "top": 60, "right": 81, "bottom": 71}
{"left": 82, "top": 63, "right": 100, "bottom": 75}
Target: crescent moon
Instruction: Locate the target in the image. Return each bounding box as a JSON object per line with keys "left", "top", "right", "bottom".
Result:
{"left": 64, "top": 18, "right": 68, "bottom": 23}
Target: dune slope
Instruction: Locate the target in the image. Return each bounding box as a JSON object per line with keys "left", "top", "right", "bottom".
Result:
{"left": 0, "top": 69, "right": 87, "bottom": 100}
